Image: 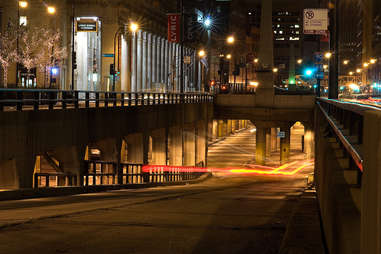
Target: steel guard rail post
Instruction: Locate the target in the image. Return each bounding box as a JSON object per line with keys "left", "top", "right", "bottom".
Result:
{"left": 0, "top": 89, "right": 213, "bottom": 111}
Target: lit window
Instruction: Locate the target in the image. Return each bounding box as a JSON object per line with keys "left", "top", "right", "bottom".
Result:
{"left": 274, "top": 31, "right": 277, "bottom": 34}
{"left": 296, "top": 31, "right": 300, "bottom": 34}
{"left": 290, "top": 37, "right": 300, "bottom": 41}
{"left": 277, "top": 24, "right": 280, "bottom": 28}
{"left": 276, "top": 37, "right": 285, "bottom": 41}
{"left": 19, "top": 16, "right": 27, "bottom": 26}
{"left": 295, "top": 24, "right": 300, "bottom": 28}
{"left": 279, "top": 31, "right": 283, "bottom": 34}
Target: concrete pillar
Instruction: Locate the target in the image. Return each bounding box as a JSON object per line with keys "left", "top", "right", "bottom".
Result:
{"left": 196, "top": 121, "right": 207, "bottom": 167}
{"left": 147, "top": 33, "right": 152, "bottom": 90}
{"left": 164, "top": 40, "right": 169, "bottom": 87}
{"left": 169, "top": 126, "right": 183, "bottom": 166}
{"left": 256, "top": 127, "right": 266, "bottom": 165}
{"left": 227, "top": 120, "right": 232, "bottom": 134}
{"left": 271, "top": 128, "right": 278, "bottom": 152}
{"left": 131, "top": 32, "right": 137, "bottom": 93}
{"left": 156, "top": 37, "right": 161, "bottom": 84}
{"left": 0, "top": 152, "right": 35, "bottom": 189}
{"left": 304, "top": 124, "right": 314, "bottom": 159}
{"left": 125, "top": 133, "right": 149, "bottom": 164}
{"left": 95, "top": 138, "right": 121, "bottom": 163}
{"left": 184, "top": 127, "right": 196, "bottom": 166}
{"left": 212, "top": 120, "right": 218, "bottom": 140}
{"left": 137, "top": 30, "right": 143, "bottom": 92}
{"left": 280, "top": 125, "right": 291, "bottom": 164}
{"left": 121, "top": 34, "right": 130, "bottom": 92}
{"left": 53, "top": 145, "right": 86, "bottom": 186}
{"left": 174, "top": 44, "right": 178, "bottom": 91}
{"left": 198, "top": 61, "right": 202, "bottom": 92}
{"left": 265, "top": 128, "right": 271, "bottom": 157}
{"left": 161, "top": 38, "right": 165, "bottom": 83}
{"left": 151, "top": 129, "right": 167, "bottom": 165}
{"left": 168, "top": 42, "right": 173, "bottom": 91}
{"left": 152, "top": 35, "right": 157, "bottom": 84}
{"left": 142, "top": 32, "right": 148, "bottom": 92}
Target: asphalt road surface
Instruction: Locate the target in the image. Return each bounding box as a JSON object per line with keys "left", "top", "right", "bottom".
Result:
{"left": 0, "top": 126, "right": 313, "bottom": 254}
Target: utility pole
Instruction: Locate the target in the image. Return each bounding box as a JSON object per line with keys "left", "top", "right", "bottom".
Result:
{"left": 328, "top": 0, "right": 339, "bottom": 99}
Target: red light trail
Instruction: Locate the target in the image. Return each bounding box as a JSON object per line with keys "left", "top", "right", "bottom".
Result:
{"left": 142, "top": 160, "right": 313, "bottom": 176}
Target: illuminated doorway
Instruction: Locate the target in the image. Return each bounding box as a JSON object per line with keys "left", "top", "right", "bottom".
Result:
{"left": 74, "top": 17, "right": 101, "bottom": 92}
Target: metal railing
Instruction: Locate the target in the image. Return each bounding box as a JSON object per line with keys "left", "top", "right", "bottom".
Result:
{"left": 0, "top": 88, "right": 213, "bottom": 112}
{"left": 317, "top": 98, "right": 366, "bottom": 171}
{"left": 34, "top": 173, "right": 77, "bottom": 188}
{"left": 212, "top": 84, "right": 255, "bottom": 94}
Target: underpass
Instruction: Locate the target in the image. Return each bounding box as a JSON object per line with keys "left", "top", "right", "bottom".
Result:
{"left": 0, "top": 124, "right": 323, "bottom": 254}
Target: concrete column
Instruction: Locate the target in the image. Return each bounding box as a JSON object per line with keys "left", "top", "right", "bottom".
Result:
{"left": 265, "top": 128, "right": 271, "bottom": 157}
{"left": 137, "top": 30, "right": 143, "bottom": 92}
{"left": 256, "top": 127, "right": 266, "bottom": 165}
{"left": 125, "top": 133, "right": 149, "bottom": 164}
{"left": 212, "top": 120, "right": 218, "bottom": 140}
{"left": 217, "top": 120, "right": 224, "bottom": 138}
{"left": 196, "top": 121, "right": 207, "bottom": 167}
{"left": 152, "top": 35, "right": 157, "bottom": 84}
{"left": 53, "top": 145, "right": 86, "bottom": 186}
{"left": 161, "top": 38, "right": 165, "bottom": 83}
{"left": 121, "top": 35, "right": 130, "bottom": 92}
{"left": 174, "top": 44, "right": 179, "bottom": 91}
{"left": 142, "top": 32, "right": 148, "bottom": 92}
{"left": 271, "top": 128, "right": 278, "bottom": 152}
{"left": 280, "top": 125, "right": 291, "bottom": 164}
{"left": 156, "top": 37, "right": 161, "bottom": 84}
{"left": 168, "top": 42, "right": 173, "bottom": 91}
{"left": 304, "top": 124, "right": 314, "bottom": 159}
{"left": 131, "top": 32, "right": 137, "bottom": 93}
{"left": 169, "top": 126, "right": 183, "bottom": 166}
{"left": 184, "top": 127, "right": 196, "bottom": 166}
{"left": 227, "top": 120, "right": 232, "bottom": 134}
{"left": 164, "top": 40, "right": 169, "bottom": 87}
{"left": 198, "top": 61, "right": 202, "bottom": 92}
{"left": 0, "top": 152, "right": 36, "bottom": 189}
{"left": 151, "top": 129, "right": 166, "bottom": 165}
{"left": 147, "top": 33, "right": 152, "bottom": 90}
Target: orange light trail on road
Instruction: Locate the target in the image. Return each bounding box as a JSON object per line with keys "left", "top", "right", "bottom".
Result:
{"left": 142, "top": 160, "right": 312, "bottom": 176}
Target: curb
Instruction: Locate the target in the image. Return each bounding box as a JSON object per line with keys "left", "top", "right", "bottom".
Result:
{"left": 0, "top": 173, "right": 212, "bottom": 202}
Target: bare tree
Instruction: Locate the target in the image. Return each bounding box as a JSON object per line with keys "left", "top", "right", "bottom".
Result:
{"left": 35, "top": 27, "right": 67, "bottom": 88}
{"left": 0, "top": 22, "right": 18, "bottom": 87}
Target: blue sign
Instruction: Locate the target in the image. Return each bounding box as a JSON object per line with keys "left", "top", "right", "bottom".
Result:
{"left": 103, "top": 54, "right": 114, "bottom": 58}
{"left": 277, "top": 131, "right": 285, "bottom": 138}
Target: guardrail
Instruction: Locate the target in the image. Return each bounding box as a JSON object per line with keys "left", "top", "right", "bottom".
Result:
{"left": 0, "top": 89, "right": 213, "bottom": 112}
{"left": 317, "top": 98, "right": 365, "bottom": 172}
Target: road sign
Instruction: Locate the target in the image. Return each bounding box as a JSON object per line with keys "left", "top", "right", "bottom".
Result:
{"left": 277, "top": 131, "right": 285, "bottom": 138}
{"left": 303, "top": 9, "right": 328, "bottom": 35}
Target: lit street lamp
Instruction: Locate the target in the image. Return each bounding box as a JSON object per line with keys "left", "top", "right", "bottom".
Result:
{"left": 226, "top": 54, "right": 232, "bottom": 60}
{"left": 47, "top": 6, "right": 56, "bottom": 15}
{"left": 198, "top": 50, "right": 206, "bottom": 58}
{"left": 324, "top": 52, "right": 332, "bottom": 59}
{"left": 227, "top": 36, "right": 235, "bottom": 44}
{"left": 297, "top": 59, "right": 303, "bottom": 64}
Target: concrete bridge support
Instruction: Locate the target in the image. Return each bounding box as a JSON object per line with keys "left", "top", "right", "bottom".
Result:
{"left": 124, "top": 133, "right": 149, "bottom": 165}
{"left": 256, "top": 127, "right": 267, "bottom": 165}
{"left": 265, "top": 128, "right": 271, "bottom": 157}
{"left": 304, "top": 124, "right": 315, "bottom": 159}
{"left": 150, "top": 129, "right": 167, "bottom": 165}
{"left": 53, "top": 146, "right": 87, "bottom": 186}
{"left": 169, "top": 126, "right": 183, "bottom": 166}
{"left": 280, "top": 125, "right": 291, "bottom": 164}
{"left": 196, "top": 121, "right": 207, "bottom": 167}
{"left": 184, "top": 127, "right": 196, "bottom": 166}
{"left": 271, "top": 128, "right": 278, "bottom": 152}
{"left": 0, "top": 151, "right": 35, "bottom": 189}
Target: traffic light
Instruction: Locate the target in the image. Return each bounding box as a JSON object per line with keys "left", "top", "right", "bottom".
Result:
{"left": 110, "top": 64, "right": 115, "bottom": 76}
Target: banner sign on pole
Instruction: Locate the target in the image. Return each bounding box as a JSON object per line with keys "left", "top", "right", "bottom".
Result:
{"left": 167, "top": 13, "right": 181, "bottom": 43}
{"left": 303, "top": 9, "right": 328, "bottom": 35}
